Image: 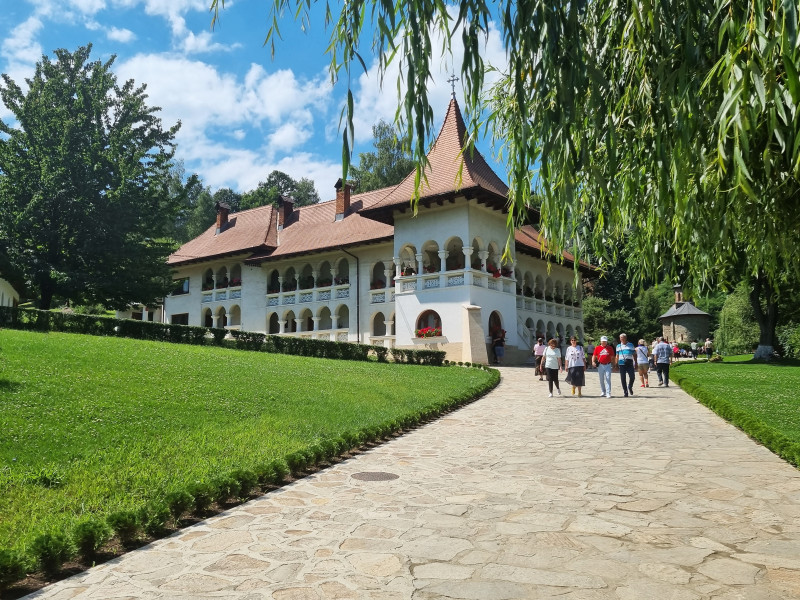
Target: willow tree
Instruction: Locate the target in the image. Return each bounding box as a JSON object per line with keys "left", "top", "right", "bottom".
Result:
{"left": 213, "top": 0, "right": 800, "bottom": 358}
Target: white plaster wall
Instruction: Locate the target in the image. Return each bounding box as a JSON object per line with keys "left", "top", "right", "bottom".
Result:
{"left": 0, "top": 278, "right": 19, "bottom": 307}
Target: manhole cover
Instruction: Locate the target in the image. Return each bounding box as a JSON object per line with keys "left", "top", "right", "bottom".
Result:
{"left": 351, "top": 471, "right": 399, "bottom": 481}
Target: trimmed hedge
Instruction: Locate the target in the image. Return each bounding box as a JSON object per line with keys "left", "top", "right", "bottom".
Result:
{"left": 0, "top": 361, "right": 498, "bottom": 590}
{"left": 671, "top": 363, "right": 800, "bottom": 468}
{"left": 0, "top": 306, "right": 444, "bottom": 366}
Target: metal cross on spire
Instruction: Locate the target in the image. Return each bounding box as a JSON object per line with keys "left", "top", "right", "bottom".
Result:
{"left": 447, "top": 74, "right": 459, "bottom": 99}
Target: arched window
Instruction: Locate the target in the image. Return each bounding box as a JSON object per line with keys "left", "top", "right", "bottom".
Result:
{"left": 545, "top": 277, "right": 554, "bottom": 301}
{"left": 416, "top": 310, "right": 442, "bottom": 337}
{"left": 337, "top": 305, "right": 350, "bottom": 329}
{"left": 388, "top": 312, "right": 396, "bottom": 336}
{"left": 202, "top": 307, "right": 213, "bottom": 328}
{"left": 371, "top": 262, "right": 386, "bottom": 289}
{"left": 470, "top": 237, "right": 483, "bottom": 270}
{"left": 318, "top": 306, "right": 333, "bottom": 330}
{"left": 399, "top": 245, "right": 417, "bottom": 276}
{"left": 335, "top": 258, "right": 350, "bottom": 285}
{"left": 203, "top": 269, "right": 214, "bottom": 291}
{"left": 284, "top": 267, "right": 297, "bottom": 291}
{"left": 299, "top": 308, "right": 313, "bottom": 332}
{"left": 229, "top": 305, "right": 241, "bottom": 327}
{"left": 284, "top": 310, "right": 297, "bottom": 333}
{"left": 317, "top": 261, "right": 333, "bottom": 287}
{"left": 421, "top": 240, "right": 440, "bottom": 273}
{"left": 268, "top": 313, "right": 280, "bottom": 334}
{"left": 216, "top": 266, "right": 229, "bottom": 288}
{"left": 535, "top": 275, "right": 544, "bottom": 299}
{"left": 445, "top": 237, "right": 464, "bottom": 270}
{"left": 268, "top": 269, "right": 280, "bottom": 294}
{"left": 488, "top": 311, "right": 502, "bottom": 335}
{"left": 299, "top": 263, "right": 314, "bottom": 289}
{"left": 373, "top": 312, "right": 387, "bottom": 336}
{"left": 215, "top": 306, "right": 227, "bottom": 328}
{"left": 230, "top": 264, "right": 242, "bottom": 287}
{"left": 523, "top": 272, "right": 534, "bottom": 297}
{"left": 536, "top": 319, "right": 546, "bottom": 340}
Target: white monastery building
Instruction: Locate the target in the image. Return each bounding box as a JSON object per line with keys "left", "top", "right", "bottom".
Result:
{"left": 164, "top": 99, "right": 590, "bottom": 364}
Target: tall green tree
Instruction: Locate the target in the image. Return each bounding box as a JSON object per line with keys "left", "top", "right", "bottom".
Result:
{"left": 240, "top": 170, "right": 320, "bottom": 210}
{"left": 0, "top": 45, "right": 181, "bottom": 309}
{"left": 224, "top": 0, "right": 800, "bottom": 358}
{"left": 350, "top": 120, "right": 416, "bottom": 192}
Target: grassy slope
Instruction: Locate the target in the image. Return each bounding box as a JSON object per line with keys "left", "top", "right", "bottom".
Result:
{"left": 0, "top": 329, "right": 494, "bottom": 553}
{"left": 671, "top": 355, "right": 800, "bottom": 466}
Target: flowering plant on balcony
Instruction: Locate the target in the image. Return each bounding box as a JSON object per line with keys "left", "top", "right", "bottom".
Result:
{"left": 416, "top": 326, "right": 442, "bottom": 338}
{"left": 487, "top": 264, "right": 501, "bottom": 278}
{"left": 267, "top": 286, "right": 280, "bottom": 294}
{"left": 370, "top": 280, "right": 386, "bottom": 290}
{"left": 317, "top": 278, "right": 332, "bottom": 287}
{"left": 523, "top": 286, "right": 534, "bottom": 298}
{"left": 334, "top": 276, "right": 349, "bottom": 285}
{"left": 230, "top": 277, "right": 242, "bottom": 287}
{"left": 423, "top": 265, "right": 437, "bottom": 274}
{"left": 402, "top": 266, "right": 415, "bottom": 276}
{"left": 283, "top": 281, "right": 297, "bottom": 292}
{"left": 500, "top": 267, "right": 512, "bottom": 277}
{"left": 202, "top": 282, "right": 214, "bottom": 291}
{"left": 534, "top": 290, "right": 544, "bottom": 300}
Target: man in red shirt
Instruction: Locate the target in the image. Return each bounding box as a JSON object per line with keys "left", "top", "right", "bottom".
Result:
{"left": 592, "top": 336, "right": 615, "bottom": 398}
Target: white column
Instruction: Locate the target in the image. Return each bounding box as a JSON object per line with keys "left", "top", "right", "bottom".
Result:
{"left": 478, "top": 250, "right": 489, "bottom": 272}
{"left": 415, "top": 253, "right": 424, "bottom": 276}
{"left": 278, "top": 276, "right": 284, "bottom": 293}
{"left": 311, "top": 269, "right": 318, "bottom": 288}
{"left": 312, "top": 317, "right": 320, "bottom": 332}
{"left": 438, "top": 249, "right": 448, "bottom": 271}
{"left": 383, "top": 268, "right": 393, "bottom": 287}
{"left": 278, "top": 320, "right": 286, "bottom": 334}
{"left": 462, "top": 247, "right": 473, "bottom": 269}
{"left": 393, "top": 257, "right": 402, "bottom": 278}
{"left": 294, "top": 318, "right": 303, "bottom": 332}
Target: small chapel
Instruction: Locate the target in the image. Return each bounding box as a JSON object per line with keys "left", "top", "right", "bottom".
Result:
{"left": 162, "top": 98, "right": 591, "bottom": 364}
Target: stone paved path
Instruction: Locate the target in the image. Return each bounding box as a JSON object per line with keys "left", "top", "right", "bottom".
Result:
{"left": 27, "top": 367, "right": 800, "bottom": 599}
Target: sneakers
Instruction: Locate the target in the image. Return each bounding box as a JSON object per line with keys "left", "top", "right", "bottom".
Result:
{"left": 629, "top": 386, "right": 634, "bottom": 395}
{"left": 640, "top": 384, "right": 646, "bottom": 387}
{"left": 548, "top": 392, "right": 553, "bottom": 398}
{"left": 557, "top": 389, "right": 562, "bottom": 396}
{"left": 646, "top": 383, "right": 650, "bottom": 387}
{"left": 658, "top": 381, "right": 663, "bottom": 386}
{"left": 604, "top": 393, "right": 612, "bottom": 398}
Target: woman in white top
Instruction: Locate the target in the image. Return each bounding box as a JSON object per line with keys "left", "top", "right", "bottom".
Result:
{"left": 564, "top": 337, "right": 586, "bottom": 397}
{"left": 542, "top": 338, "right": 564, "bottom": 397}
{"left": 636, "top": 339, "right": 650, "bottom": 388}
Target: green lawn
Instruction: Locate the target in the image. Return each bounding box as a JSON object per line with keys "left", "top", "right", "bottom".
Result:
{"left": 671, "top": 355, "right": 800, "bottom": 467}
{"left": 0, "top": 329, "right": 495, "bottom": 564}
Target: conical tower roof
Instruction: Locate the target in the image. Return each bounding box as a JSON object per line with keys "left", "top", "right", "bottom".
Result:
{"left": 361, "top": 98, "right": 508, "bottom": 223}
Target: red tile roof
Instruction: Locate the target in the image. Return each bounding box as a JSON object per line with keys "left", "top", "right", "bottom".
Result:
{"left": 168, "top": 99, "right": 592, "bottom": 273}
{"left": 247, "top": 188, "right": 394, "bottom": 263}
{"left": 361, "top": 98, "right": 508, "bottom": 221}
{"left": 167, "top": 204, "right": 276, "bottom": 266}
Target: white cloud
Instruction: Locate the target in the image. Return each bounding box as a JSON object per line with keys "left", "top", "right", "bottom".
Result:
{"left": 116, "top": 53, "right": 336, "bottom": 195}
{"left": 69, "top": 0, "right": 106, "bottom": 15}
{"left": 1, "top": 16, "right": 44, "bottom": 69}
{"left": 107, "top": 27, "right": 136, "bottom": 43}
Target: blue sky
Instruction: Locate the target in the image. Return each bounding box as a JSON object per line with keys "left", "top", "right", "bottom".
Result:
{"left": 1, "top": 0, "right": 507, "bottom": 201}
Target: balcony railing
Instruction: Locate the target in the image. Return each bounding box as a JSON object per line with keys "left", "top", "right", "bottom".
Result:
{"left": 266, "top": 284, "right": 351, "bottom": 308}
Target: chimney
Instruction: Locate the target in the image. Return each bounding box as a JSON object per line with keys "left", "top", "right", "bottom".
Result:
{"left": 277, "top": 195, "right": 294, "bottom": 231}
{"left": 215, "top": 202, "right": 230, "bottom": 235}
{"left": 673, "top": 283, "right": 684, "bottom": 305}
{"left": 335, "top": 178, "right": 353, "bottom": 221}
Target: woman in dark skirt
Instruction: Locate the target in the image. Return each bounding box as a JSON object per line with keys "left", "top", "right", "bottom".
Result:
{"left": 564, "top": 336, "right": 587, "bottom": 396}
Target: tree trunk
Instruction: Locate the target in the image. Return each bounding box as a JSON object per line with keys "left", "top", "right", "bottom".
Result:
{"left": 749, "top": 273, "right": 778, "bottom": 360}
{"left": 38, "top": 278, "right": 55, "bottom": 310}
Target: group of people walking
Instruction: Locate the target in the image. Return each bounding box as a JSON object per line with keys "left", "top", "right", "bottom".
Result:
{"left": 532, "top": 334, "right": 693, "bottom": 398}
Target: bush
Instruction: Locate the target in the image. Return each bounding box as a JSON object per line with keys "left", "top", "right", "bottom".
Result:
{"left": 230, "top": 469, "right": 258, "bottom": 497}
{"left": 165, "top": 490, "right": 194, "bottom": 521}
{"left": 0, "top": 549, "right": 27, "bottom": 589}
{"left": 284, "top": 451, "right": 308, "bottom": 475}
{"left": 270, "top": 460, "right": 290, "bottom": 482}
{"left": 778, "top": 322, "right": 800, "bottom": 359}
{"left": 188, "top": 482, "right": 215, "bottom": 513}
{"left": 141, "top": 504, "right": 172, "bottom": 538}
{"left": 212, "top": 475, "right": 241, "bottom": 502}
{"left": 73, "top": 517, "right": 111, "bottom": 560}
{"left": 31, "top": 531, "right": 74, "bottom": 576}
{"left": 107, "top": 510, "right": 140, "bottom": 544}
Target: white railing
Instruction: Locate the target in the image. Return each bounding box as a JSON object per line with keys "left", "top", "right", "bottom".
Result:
{"left": 201, "top": 292, "right": 213, "bottom": 303}
{"left": 229, "top": 288, "right": 242, "bottom": 299}
{"left": 447, "top": 274, "right": 465, "bottom": 287}
{"left": 282, "top": 295, "right": 296, "bottom": 305}
{"left": 370, "top": 291, "right": 386, "bottom": 304}
{"left": 369, "top": 336, "right": 395, "bottom": 348}
{"left": 487, "top": 278, "right": 499, "bottom": 291}
{"left": 402, "top": 280, "right": 417, "bottom": 292}
{"left": 267, "top": 296, "right": 279, "bottom": 306}
{"left": 299, "top": 292, "right": 313, "bottom": 303}
{"left": 215, "top": 291, "right": 227, "bottom": 301}
{"left": 335, "top": 286, "right": 350, "bottom": 299}
{"left": 423, "top": 276, "right": 440, "bottom": 289}
{"left": 317, "top": 290, "right": 331, "bottom": 301}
